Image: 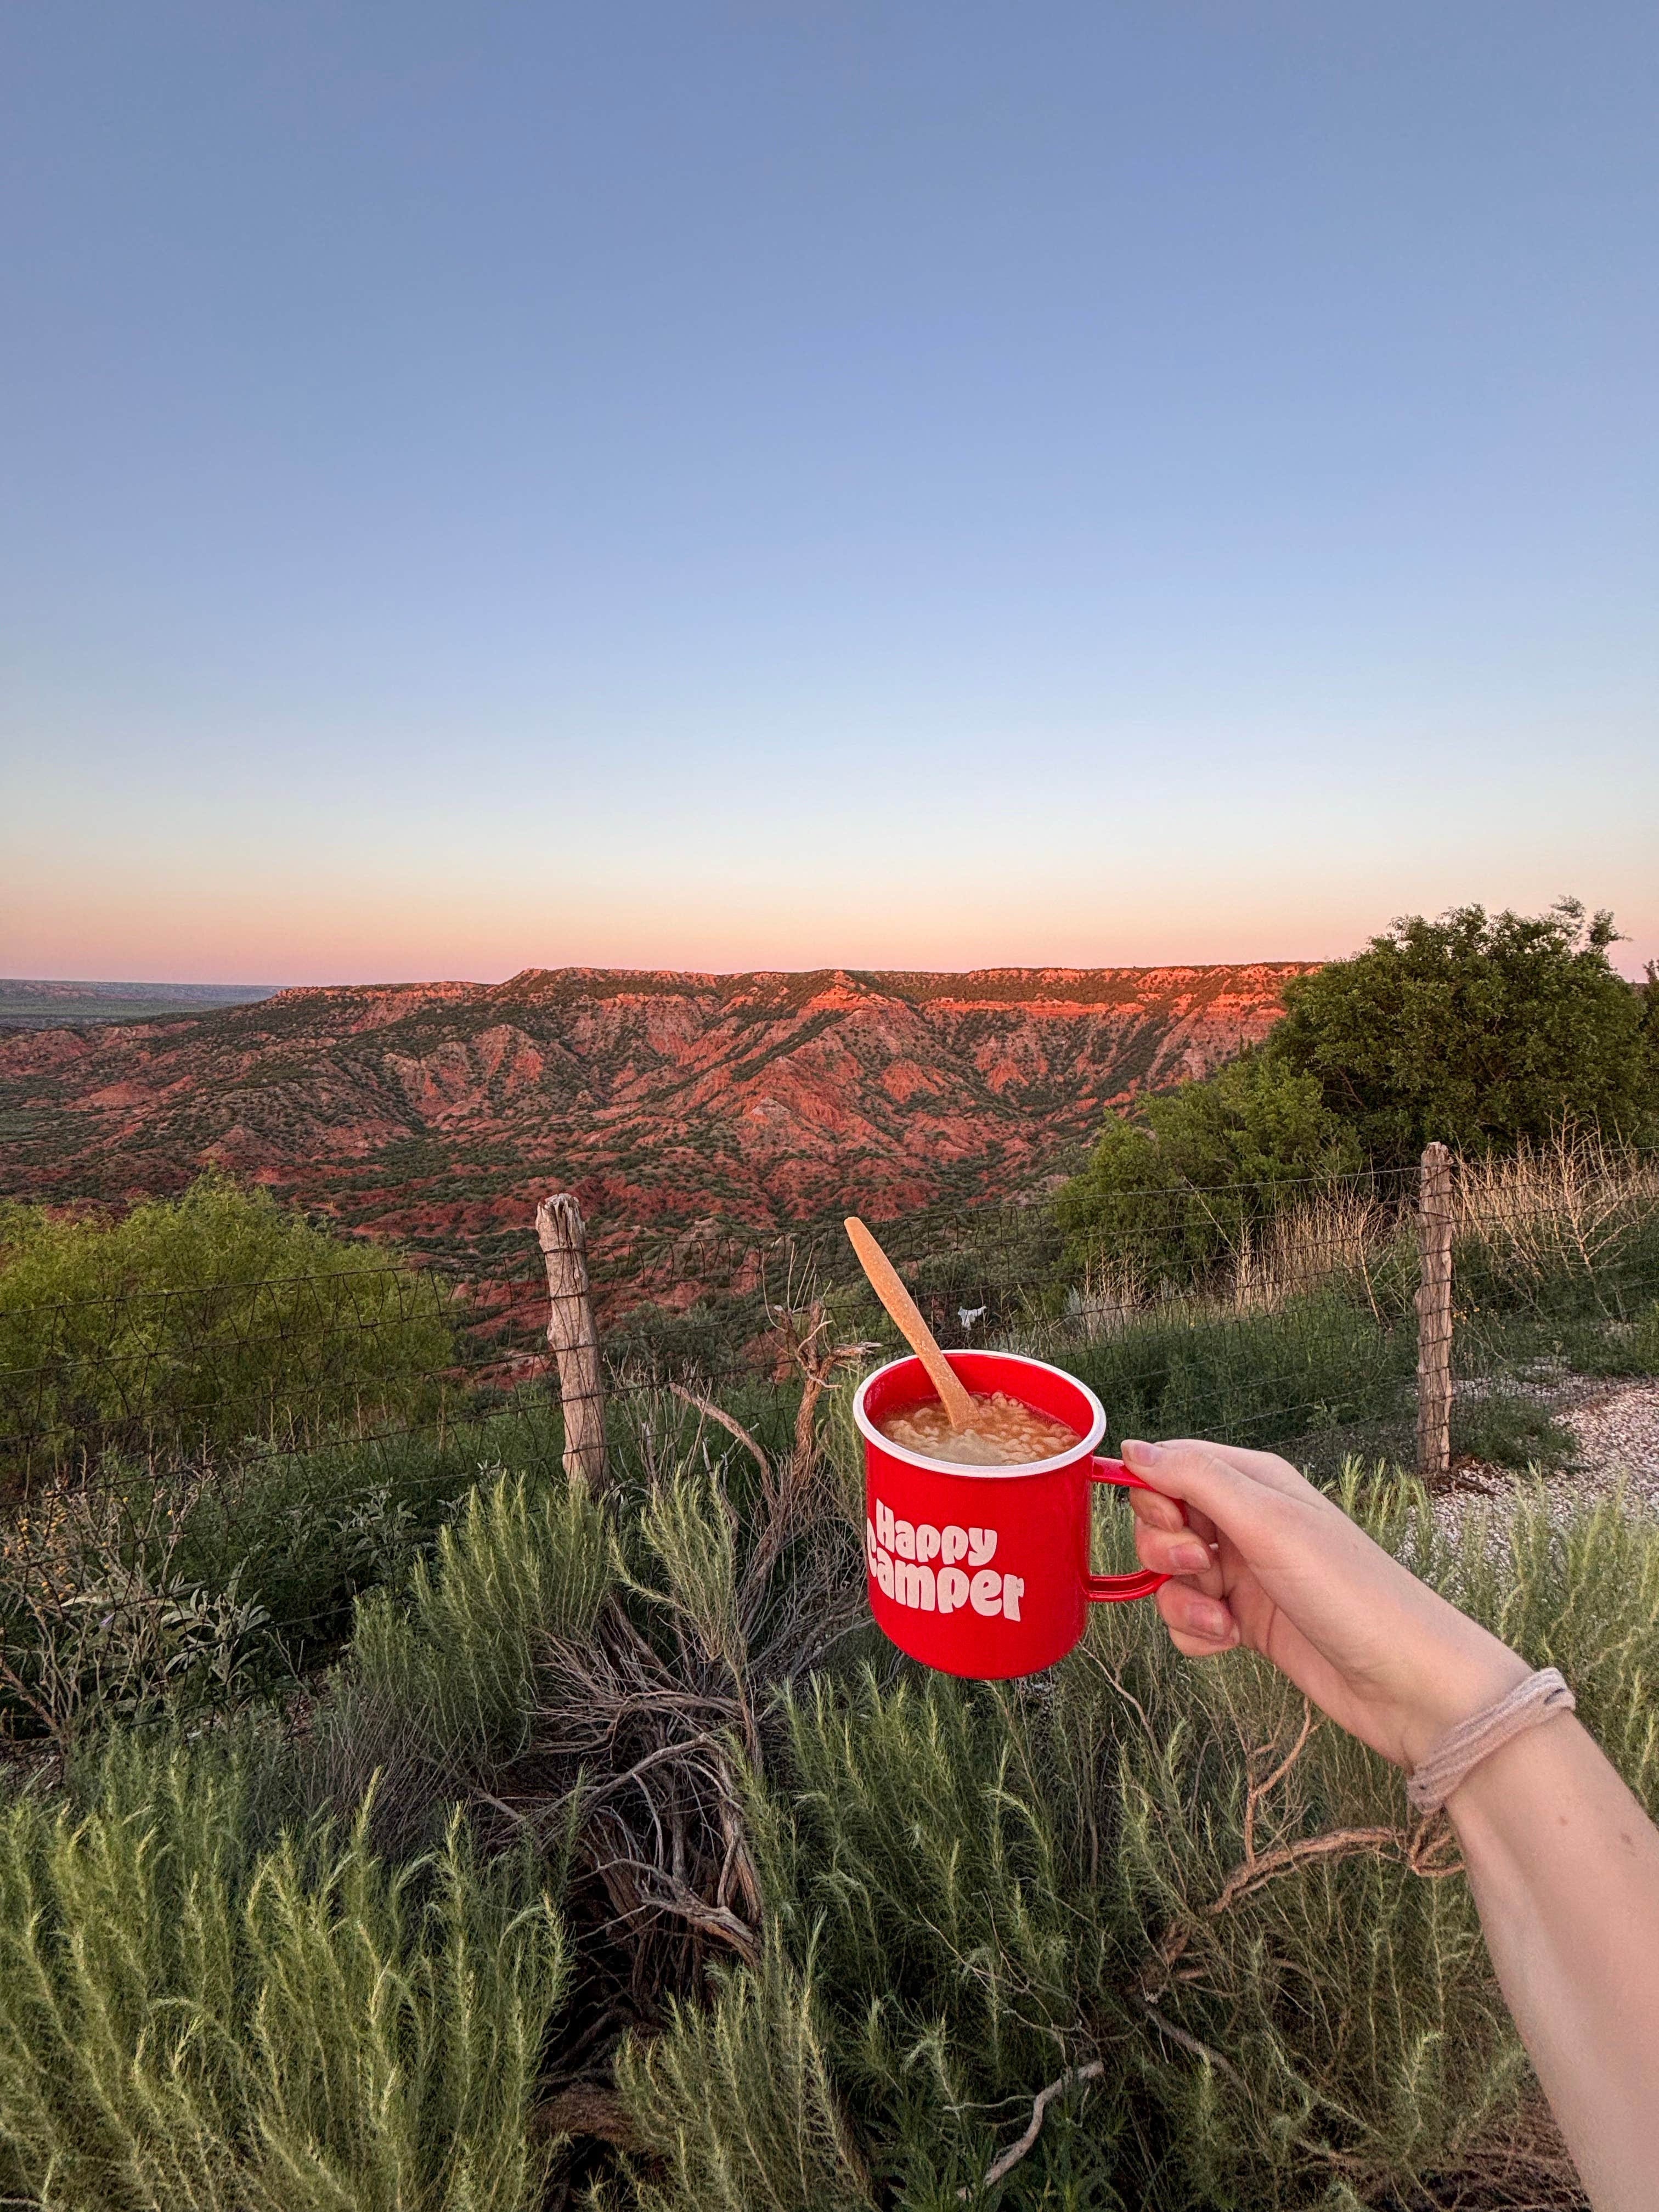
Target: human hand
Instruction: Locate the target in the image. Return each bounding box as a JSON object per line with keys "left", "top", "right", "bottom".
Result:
{"left": 1122, "top": 1437, "right": 1529, "bottom": 1770}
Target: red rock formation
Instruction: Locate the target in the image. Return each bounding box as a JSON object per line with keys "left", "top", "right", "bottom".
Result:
{"left": 0, "top": 964, "right": 1313, "bottom": 1271}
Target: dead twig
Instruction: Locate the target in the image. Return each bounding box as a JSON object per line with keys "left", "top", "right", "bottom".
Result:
{"left": 1242, "top": 1698, "right": 1317, "bottom": 1864}
{"left": 1135, "top": 1996, "right": 1246, "bottom": 2086}
{"left": 957, "top": 2059, "right": 1105, "bottom": 2198}
{"left": 606, "top": 1857, "right": 762, "bottom": 1967}
{"left": 533, "top": 2083, "right": 643, "bottom": 2151}
{"left": 669, "top": 1386, "right": 774, "bottom": 1498}
{"left": 1137, "top": 1702, "right": 1462, "bottom": 2010}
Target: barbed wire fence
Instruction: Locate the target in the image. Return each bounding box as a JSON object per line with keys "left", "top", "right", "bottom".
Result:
{"left": 4, "top": 1138, "right": 1657, "bottom": 1488}
{"left": 0, "top": 1132, "right": 1655, "bottom": 1746}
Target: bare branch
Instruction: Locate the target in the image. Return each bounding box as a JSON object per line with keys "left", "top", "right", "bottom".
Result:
{"left": 1242, "top": 1699, "right": 1318, "bottom": 1866}
{"left": 957, "top": 2059, "right": 1105, "bottom": 2198}
{"left": 670, "top": 1385, "right": 774, "bottom": 1492}
{"left": 606, "top": 1857, "right": 761, "bottom": 1967}
{"left": 1141, "top": 1812, "right": 1461, "bottom": 2001}
{"left": 1135, "top": 1997, "right": 1245, "bottom": 2087}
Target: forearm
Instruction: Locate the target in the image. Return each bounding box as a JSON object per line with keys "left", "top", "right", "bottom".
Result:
{"left": 1449, "top": 1717, "right": 1659, "bottom": 2212}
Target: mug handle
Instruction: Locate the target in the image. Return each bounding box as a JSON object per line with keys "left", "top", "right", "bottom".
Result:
{"left": 1086, "top": 1455, "right": 1185, "bottom": 1604}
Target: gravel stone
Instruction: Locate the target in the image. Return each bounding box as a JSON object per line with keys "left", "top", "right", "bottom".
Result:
{"left": 1434, "top": 1375, "right": 1659, "bottom": 1532}
{"left": 1560, "top": 1378, "right": 1659, "bottom": 1511}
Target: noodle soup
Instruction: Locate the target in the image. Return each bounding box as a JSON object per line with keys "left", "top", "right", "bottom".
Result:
{"left": 879, "top": 1390, "right": 1080, "bottom": 1468}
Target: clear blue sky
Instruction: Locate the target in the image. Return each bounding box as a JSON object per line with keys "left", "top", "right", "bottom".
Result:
{"left": 3, "top": 1, "right": 1655, "bottom": 981}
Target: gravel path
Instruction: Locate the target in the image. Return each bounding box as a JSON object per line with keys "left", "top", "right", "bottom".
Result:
{"left": 1559, "top": 1378, "right": 1659, "bottom": 1511}
{"left": 1438, "top": 1374, "right": 1659, "bottom": 1525}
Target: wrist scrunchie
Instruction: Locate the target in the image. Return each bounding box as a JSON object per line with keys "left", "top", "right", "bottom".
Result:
{"left": 1406, "top": 1668, "right": 1576, "bottom": 1813}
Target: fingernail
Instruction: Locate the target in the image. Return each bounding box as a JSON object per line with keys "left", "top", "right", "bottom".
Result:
{"left": 1172, "top": 1541, "right": 1212, "bottom": 1575}
{"left": 1194, "top": 1601, "right": 1233, "bottom": 1640}
{"left": 1123, "top": 1438, "right": 1162, "bottom": 1469}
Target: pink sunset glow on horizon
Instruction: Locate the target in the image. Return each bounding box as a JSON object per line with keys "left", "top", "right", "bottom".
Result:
{"left": 7, "top": 864, "right": 1655, "bottom": 990}
{"left": 3, "top": 6, "right": 1655, "bottom": 996}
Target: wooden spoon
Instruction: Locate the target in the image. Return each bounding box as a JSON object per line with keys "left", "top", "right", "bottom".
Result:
{"left": 844, "top": 1216, "right": 978, "bottom": 1432}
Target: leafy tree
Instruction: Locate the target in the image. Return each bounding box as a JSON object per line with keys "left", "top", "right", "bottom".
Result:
{"left": 1641, "top": 961, "right": 1659, "bottom": 1084}
{"left": 1055, "top": 1049, "right": 1362, "bottom": 1284}
{"left": 1270, "top": 899, "right": 1655, "bottom": 1164}
{"left": 0, "top": 1176, "right": 455, "bottom": 1471}
{"left": 1056, "top": 900, "right": 1655, "bottom": 1287}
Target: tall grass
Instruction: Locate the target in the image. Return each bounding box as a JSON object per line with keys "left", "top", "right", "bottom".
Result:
{"left": 0, "top": 1736, "right": 569, "bottom": 2211}
{"left": 610, "top": 1467, "right": 1655, "bottom": 2209}
{"left": 1023, "top": 1131, "right": 1659, "bottom": 1472}
{"left": 1064, "top": 1290, "right": 1413, "bottom": 1457}
{"left": 1453, "top": 1128, "right": 1659, "bottom": 1310}
{"left": 1223, "top": 1181, "right": 1403, "bottom": 1314}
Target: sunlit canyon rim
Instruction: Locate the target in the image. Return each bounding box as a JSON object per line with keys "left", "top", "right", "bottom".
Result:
{"left": 0, "top": 965, "right": 1313, "bottom": 1277}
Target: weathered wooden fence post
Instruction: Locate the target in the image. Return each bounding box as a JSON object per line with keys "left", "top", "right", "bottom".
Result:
{"left": 1415, "top": 1142, "right": 1454, "bottom": 1481}
{"left": 535, "top": 1193, "right": 607, "bottom": 1488}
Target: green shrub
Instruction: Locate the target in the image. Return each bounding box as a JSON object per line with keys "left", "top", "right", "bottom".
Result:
{"left": 175, "top": 1398, "right": 572, "bottom": 1675}
{"left": 0, "top": 1177, "right": 455, "bottom": 1472}
{"left": 603, "top": 1296, "right": 757, "bottom": 1382}
{"left": 608, "top": 1947, "right": 873, "bottom": 2212}
{"left": 0, "top": 1403, "right": 584, "bottom": 1751}
{"left": 1450, "top": 1389, "right": 1576, "bottom": 1475}
{"left": 1053, "top": 898, "right": 1656, "bottom": 1297}
{"left": 13, "top": 1283, "right": 1659, "bottom": 2210}
{"left": 342, "top": 1470, "right": 612, "bottom": 1760}
{"left": 308, "top": 1467, "right": 616, "bottom": 1846}
{"left": 0, "top": 1464, "right": 280, "bottom": 1749}
{"left": 1045, "top": 1289, "right": 1414, "bottom": 1462}
{"left": 1271, "top": 898, "right": 1656, "bottom": 1165}
{"left": 1529, "top": 1304, "right": 1659, "bottom": 1379}
{"left": 0, "top": 1734, "right": 568, "bottom": 2212}
{"left": 7, "top": 1345, "right": 1657, "bottom": 2205}
{"left": 612, "top": 1471, "right": 1659, "bottom": 2208}
{"left": 1056, "top": 1052, "right": 1363, "bottom": 1288}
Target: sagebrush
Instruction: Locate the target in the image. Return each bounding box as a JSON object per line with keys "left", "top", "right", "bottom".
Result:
{"left": 0, "top": 1736, "right": 568, "bottom": 2211}
{"left": 3, "top": 1176, "right": 1657, "bottom": 2206}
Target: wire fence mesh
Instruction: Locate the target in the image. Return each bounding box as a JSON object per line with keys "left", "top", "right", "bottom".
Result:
{"left": 0, "top": 1138, "right": 1655, "bottom": 1747}
{"left": 4, "top": 1137, "right": 1655, "bottom": 1487}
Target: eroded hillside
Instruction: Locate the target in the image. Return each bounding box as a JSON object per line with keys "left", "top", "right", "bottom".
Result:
{"left": 0, "top": 964, "right": 1311, "bottom": 1274}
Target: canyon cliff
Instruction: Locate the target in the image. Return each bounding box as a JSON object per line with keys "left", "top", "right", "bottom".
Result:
{"left": 0, "top": 964, "right": 1312, "bottom": 1274}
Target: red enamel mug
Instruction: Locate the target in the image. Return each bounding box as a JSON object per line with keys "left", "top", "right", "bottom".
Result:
{"left": 853, "top": 1348, "right": 1171, "bottom": 1680}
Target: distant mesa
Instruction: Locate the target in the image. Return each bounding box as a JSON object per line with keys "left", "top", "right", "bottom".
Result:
{"left": 0, "top": 963, "right": 1314, "bottom": 1277}
{"left": 0, "top": 979, "right": 279, "bottom": 1031}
